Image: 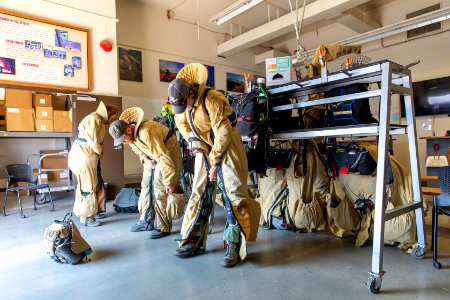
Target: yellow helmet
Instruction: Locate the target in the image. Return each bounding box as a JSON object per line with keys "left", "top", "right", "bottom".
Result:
{"left": 161, "top": 103, "right": 173, "bottom": 117}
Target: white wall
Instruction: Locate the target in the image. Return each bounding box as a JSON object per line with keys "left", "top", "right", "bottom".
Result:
{"left": 116, "top": 0, "right": 265, "bottom": 176}
{"left": 361, "top": 0, "right": 450, "bottom": 175}
{"left": 0, "top": 0, "right": 119, "bottom": 177}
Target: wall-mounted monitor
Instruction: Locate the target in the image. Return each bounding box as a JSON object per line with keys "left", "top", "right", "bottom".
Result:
{"left": 412, "top": 76, "right": 450, "bottom": 116}
{"left": 401, "top": 76, "right": 450, "bottom": 117}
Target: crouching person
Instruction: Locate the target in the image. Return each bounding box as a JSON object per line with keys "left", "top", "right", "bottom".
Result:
{"left": 168, "top": 63, "right": 260, "bottom": 268}
{"left": 109, "top": 107, "right": 185, "bottom": 239}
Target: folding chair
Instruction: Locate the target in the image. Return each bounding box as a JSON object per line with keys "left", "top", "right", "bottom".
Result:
{"left": 3, "top": 164, "right": 54, "bottom": 218}
{"left": 431, "top": 166, "right": 450, "bottom": 269}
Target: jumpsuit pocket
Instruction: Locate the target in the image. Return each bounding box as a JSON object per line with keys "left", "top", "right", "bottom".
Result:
{"left": 167, "top": 192, "right": 185, "bottom": 220}
{"left": 73, "top": 192, "right": 96, "bottom": 218}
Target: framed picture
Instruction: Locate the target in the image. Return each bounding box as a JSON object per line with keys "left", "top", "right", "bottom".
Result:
{"left": 159, "top": 59, "right": 184, "bottom": 82}
{"left": 0, "top": 57, "right": 16, "bottom": 75}
{"left": 55, "top": 29, "right": 68, "bottom": 47}
{"left": 53, "top": 50, "right": 66, "bottom": 59}
{"left": 0, "top": 9, "right": 90, "bottom": 91}
{"left": 119, "top": 47, "right": 143, "bottom": 82}
{"left": 72, "top": 56, "right": 82, "bottom": 69}
{"left": 205, "top": 64, "right": 215, "bottom": 88}
{"left": 43, "top": 46, "right": 53, "bottom": 58}
{"left": 25, "top": 40, "right": 42, "bottom": 51}
{"left": 64, "top": 64, "right": 74, "bottom": 77}
{"left": 65, "top": 41, "right": 81, "bottom": 52}
{"left": 226, "top": 72, "right": 245, "bottom": 93}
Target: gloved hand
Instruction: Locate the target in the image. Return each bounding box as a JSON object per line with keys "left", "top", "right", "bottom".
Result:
{"left": 209, "top": 165, "right": 218, "bottom": 181}
{"left": 144, "top": 157, "right": 157, "bottom": 169}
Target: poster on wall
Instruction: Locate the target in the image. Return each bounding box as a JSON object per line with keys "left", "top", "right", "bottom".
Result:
{"left": 159, "top": 60, "right": 184, "bottom": 82}
{"left": 118, "top": 47, "right": 143, "bottom": 82}
{"left": 226, "top": 72, "right": 245, "bottom": 93}
{"left": 205, "top": 64, "right": 215, "bottom": 88}
{"left": 0, "top": 9, "right": 90, "bottom": 91}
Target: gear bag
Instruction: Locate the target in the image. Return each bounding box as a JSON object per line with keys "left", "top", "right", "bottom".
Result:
{"left": 330, "top": 143, "right": 377, "bottom": 175}
{"left": 230, "top": 89, "right": 261, "bottom": 137}
{"left": 113, "top": 188, "right": 141, "bottom": 213}
{"left": 327, "top": 83, "right": 377, "bottom": 126}
{"left": 43, "top": 213, "right": 92, "bottom": 265}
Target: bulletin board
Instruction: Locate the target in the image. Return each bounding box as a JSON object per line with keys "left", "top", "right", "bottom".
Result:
{"left": 0, "top": 9, "right": 90, "bottom": 91}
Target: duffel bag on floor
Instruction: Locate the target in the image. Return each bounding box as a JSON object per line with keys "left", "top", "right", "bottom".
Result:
{"left": 113, "top": 188, "right": 140, "bottom": 213}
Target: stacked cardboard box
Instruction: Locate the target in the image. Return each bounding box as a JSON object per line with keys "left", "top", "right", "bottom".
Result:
{"left": 34, "top": 93, "right": 53, "bottom": 132}
{"left": 0, "top": 100, "right": 5, "bottom": 130}
{"left": 51, "top": 95, "right": 72, "bottom": 132}
{"left": 4, "top": 89, "right": 35, "bottom": 131}
{"left": 53, "top": 110, "right": 72, "bottom": 132}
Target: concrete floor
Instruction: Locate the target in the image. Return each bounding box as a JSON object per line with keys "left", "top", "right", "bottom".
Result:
{"left": 0, "top": 191, "right": 449, "bottom": 300}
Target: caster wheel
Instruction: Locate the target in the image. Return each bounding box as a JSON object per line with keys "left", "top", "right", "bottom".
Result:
{"left": 369, "top": 279, "right": 380, "bottom": 294}
{"left": 411, "top": 245, "right": 425, "bottom": 259}
{"left": 36, "top": 194, "right": 46, "bottom": 205}
{"left": 433, "top": 261, "right": 442, "bottom": 269}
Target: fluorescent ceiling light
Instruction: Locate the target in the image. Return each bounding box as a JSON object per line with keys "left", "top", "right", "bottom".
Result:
{"left": 209, "top": 0, "right": 264, "bottom": 25}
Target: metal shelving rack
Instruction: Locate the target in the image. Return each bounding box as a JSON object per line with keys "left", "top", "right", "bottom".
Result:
{"left": 265, "top": 60, "right": 426, "bottom": 294}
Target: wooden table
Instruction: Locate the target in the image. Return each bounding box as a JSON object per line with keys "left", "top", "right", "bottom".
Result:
{"left": 421, "top": 187, "right": 441, "bottom": 196}
{"left": 420, "top": 175, "right": 438, "bottom": 182}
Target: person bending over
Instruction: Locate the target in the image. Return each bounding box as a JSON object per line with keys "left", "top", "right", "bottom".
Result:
{"left": 109, "top": 107, "right": 185, "bottom": 239}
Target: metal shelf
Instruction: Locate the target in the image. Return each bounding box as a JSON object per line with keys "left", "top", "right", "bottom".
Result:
{"left": 0, "top": 131, "right": 73, "bottom": 138}
{"left": 265, "top": 60, "right": 425, "bottom": 294}
{"left": 271, "top": 124, "right": 407, "bottom": 140}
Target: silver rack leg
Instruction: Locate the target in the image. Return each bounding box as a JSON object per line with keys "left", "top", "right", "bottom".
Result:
{"left": 369, "top": 62, "right": 392, "bottom": 287}
{"left": 367, "top": 271, "right": 385, "bottom": 294}
{"left": 403, "top": 75, "right": 426, "bottom": 257}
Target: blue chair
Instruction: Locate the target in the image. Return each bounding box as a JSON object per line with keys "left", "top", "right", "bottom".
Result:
{"left": 432, "top": 166, "right": 450, "bottom": 269}
{"left": 3, "top": 164, "right": 54, "bottom": 218}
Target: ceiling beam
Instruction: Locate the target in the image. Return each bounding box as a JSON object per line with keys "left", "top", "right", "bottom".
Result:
{"left": 254, "top": 49, "right": 289, "bottom": 65}
{"left": 336, "top": 8, "right": 381, "bottom": 33}
{"left": 217, "top": 0, "right": 372, "bottom": 57}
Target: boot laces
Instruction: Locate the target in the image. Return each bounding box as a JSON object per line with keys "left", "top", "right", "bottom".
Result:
{"left": 225, "top": 242, "right": 238, "bottom": 258}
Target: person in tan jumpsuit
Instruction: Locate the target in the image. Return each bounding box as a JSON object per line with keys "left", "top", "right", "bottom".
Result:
{"left": 68, "top": 102, "right": 118, "bottom": 227}
{"left": 109, "top": 107, "right": 185, "bottom": 239}
{"left": 168, "top": 63, "right": 260, "bottom": 268}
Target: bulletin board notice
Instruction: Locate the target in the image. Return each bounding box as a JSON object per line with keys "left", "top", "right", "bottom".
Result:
{"left": 0, "top": 9, "right": 90, "bottom": 91}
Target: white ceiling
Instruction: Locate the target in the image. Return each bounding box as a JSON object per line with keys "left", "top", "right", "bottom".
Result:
{"left": 130, "top": 0, "right": 407, "bottom": 58}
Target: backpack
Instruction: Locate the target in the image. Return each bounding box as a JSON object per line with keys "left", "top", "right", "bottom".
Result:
{"left": 43, "top": 213, "right": 92, "bottom": 265}
{"left": 113, "top": 188, "right": 141, "bottom": 213}
{"left": 230, "top": 89, "right": 261, "bottom": 137}
{"left": 327, "top": 83, "right": 377, "bottom": 126}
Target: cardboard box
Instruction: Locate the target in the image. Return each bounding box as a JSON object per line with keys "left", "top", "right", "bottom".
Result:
{"left": 5, "top": 89, "right": 32, "bottom": 108}
{"left": 6, "top": 108, "right": 34, "bottom": 131}
{"left": 47, "top": 170, "right": 70, "bottom": 181}
{"left": 40, "top": 150, "right": 69, "bottom": 169}
{"left": 33, "top": 93, "right": 52, "bottom": 107}
{"left": 35, "top": 119, "right": 53, "bottom": 132}
{"left": 52, "top": 95, "right": 69, "bottom": 110}
{"left": 35, "top": 107, "right": 53, "bottom": 120}
{"left": 53, "top": 110, "right": 72, "bottom": 132}
{"left": 0, "top": 178, "right": 27, "bottom": 196}
{"left": 33, "top": 169, "right": 48, "bottom": 183}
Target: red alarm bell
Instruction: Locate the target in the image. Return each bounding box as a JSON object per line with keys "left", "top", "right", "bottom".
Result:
{"left": 100, "top": 39, "right": 113, "bottom": 52}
